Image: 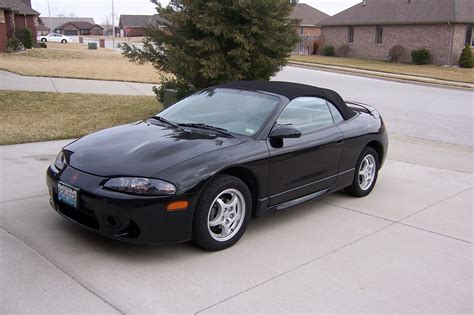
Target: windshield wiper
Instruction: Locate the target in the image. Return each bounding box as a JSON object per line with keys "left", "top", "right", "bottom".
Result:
{"left": 177, "top": 123, "right": 235, "bottom": 138}
{"left": 149, "top": 116, "right": 181, "bottom": 129}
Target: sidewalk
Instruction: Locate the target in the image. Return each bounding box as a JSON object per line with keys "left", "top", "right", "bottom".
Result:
{"left": 0, "top": 70, "right": 156, "bottom": 96}
{"left": 289, "top": 61, "right": 474, "bottom": 89}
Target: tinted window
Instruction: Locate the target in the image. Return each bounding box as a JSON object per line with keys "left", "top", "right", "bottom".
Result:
{"left": 327, "top": 101, "right": 344, "bottom": 124}
{"left": 159, "top": 88, "right": 280, "bottom": 136}
{"left": 276, "top": 97, "right": 334, "bottom": 135}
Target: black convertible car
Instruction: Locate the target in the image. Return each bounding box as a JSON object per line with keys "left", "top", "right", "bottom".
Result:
{"left": 46, "top": 81, "right": 388, "bottom": 251}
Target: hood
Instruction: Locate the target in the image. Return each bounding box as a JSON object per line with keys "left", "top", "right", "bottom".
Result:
{"left": 65, "top": 121, "right": 243, "bottom": 177}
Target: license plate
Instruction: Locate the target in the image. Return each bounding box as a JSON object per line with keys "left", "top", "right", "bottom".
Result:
{"left": 58, "top": 182, "right": 79, "bottom": 209}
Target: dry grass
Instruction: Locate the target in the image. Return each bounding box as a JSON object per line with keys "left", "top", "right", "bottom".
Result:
{"left": 0, "top": 91, "right": 161, "bottom": 145}
{"left": 0, "top": 43, "right": 163, "bottom": 83}
{"left": 289, "top": 55, "right": 474, "bottom": 84}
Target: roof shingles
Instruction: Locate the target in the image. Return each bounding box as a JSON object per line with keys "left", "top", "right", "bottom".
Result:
{"left": 289, "top": 3, "right": 330, "bottom": 26}
{"left": 321, "top": 0, "right": 474, "bottom": 26}
{"left": 0, "top": 0, "right": 39, "bottom": 15}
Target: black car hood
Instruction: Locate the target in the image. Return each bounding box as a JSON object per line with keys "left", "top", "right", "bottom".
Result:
{"left": 65, "top": 121, "right": 243, "bottom": 177}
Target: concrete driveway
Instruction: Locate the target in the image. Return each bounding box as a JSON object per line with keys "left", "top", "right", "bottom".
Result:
{"left": 1, "top": 68, "right": 473, "bottom": 313}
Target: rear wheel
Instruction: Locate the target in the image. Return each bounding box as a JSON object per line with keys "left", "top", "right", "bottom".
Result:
{"left": 61, "top": 39, "right": 67, "bottom": 44}
{"left": 345, "top": 147, "right": 379, "bottom": 197}
{"left": 192, "top": 175, "right": 251, "bottom": 251}
{"left": 41, "top": 38, "right": 47, "bottom": 43}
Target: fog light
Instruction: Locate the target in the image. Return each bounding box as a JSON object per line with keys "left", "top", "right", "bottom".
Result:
{"left": 166, "top": 201, "right": 189, "bottom": 212}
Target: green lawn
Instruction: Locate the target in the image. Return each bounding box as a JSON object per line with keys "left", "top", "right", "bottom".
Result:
{"left": 0, "top": 91, "right": 161, "bottom": 145}
{"left": 289, "top": 55, "right": 474, "bottom": 84}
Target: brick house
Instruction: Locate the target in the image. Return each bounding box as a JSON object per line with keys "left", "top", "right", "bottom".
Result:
{"left": 119, "top": 14, "right": 168, "bottom": 37}
{"left": 320, "top": 0, "right": 474, "bottom": 65}
{"left": 290, "top": 2, "right": 329, "bottom": 36}
{"left": 39, "top": 17, "right": 96, "bottom": 34}
{"left": 0, "top": 0, "right": 39, "bottom": 52}
{"left": 56, "top": 21, "right": 103, "bottom": 36}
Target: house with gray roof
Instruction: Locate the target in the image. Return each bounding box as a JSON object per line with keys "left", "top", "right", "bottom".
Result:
{"left": 290, "top": 2, "right": 329, "bottom": 36}
{"left": 320, "top": 0, "right": 474, "bottom": 65}
{"left": 39, "top": 17, "right": 96, "bottom": 33}
{"left": 119, "top": 14, "right": 168, "bottom": 37}
{"left": 0, "top": 0, "right": 39, "bottom": 52}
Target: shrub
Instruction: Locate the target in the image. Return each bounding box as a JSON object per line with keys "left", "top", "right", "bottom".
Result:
{"left": 389, "top": 45, "right": 406, "bottom": 63}
{"left": 37, "top": 42, "right": 47, "bottom": 49}
{"left": 411, "top": 48, "right": 431, "bottom": 65}
{"left": 6, "top": 38, "right": 22, "bottom": 52}
{"left": 323, "top": 45, "right": 335, "bottom": 56}
{"left": 336, "top": 44, "right": 350, "bottom": 57}
{"left": 458, "top": 45, "right": 473, "bottom": 68}
{"left": 15, "top": 27, "right": 33, "bottom": 49}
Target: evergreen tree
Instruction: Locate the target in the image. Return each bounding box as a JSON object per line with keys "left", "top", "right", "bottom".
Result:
{"left": 121, "top": 0, "right": 300, "bottom": 96}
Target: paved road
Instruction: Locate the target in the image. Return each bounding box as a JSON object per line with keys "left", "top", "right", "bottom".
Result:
{"left": 274, "top": 66, "right": 474, "bottom": 147}
{"left": 0, "top": 70, "right": 156, "bottom": 96}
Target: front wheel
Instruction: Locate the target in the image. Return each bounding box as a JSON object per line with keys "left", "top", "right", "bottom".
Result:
{"left": 345, "top": 147, "right": 379, "bottom": 197}
{"left": 61, "top": 39, "right": 67, "bottom": 44}
{"left": 41, "top": 38, "right": 47, "bottom": 43}
{"left": 192, "top": 175, "right": 251, "bottom": 251}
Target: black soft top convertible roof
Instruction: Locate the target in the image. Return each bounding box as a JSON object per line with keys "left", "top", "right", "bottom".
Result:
{"left": 216, "top": 80, "right": 356, "bottom": 120}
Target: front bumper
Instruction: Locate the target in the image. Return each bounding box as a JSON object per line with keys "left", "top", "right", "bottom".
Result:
{"left": 46, "top": 164, "right": 199, "bottom": 244}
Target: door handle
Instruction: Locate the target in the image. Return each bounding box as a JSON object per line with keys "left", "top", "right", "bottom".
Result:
{"left": 335, "top": 137, "right": 343, "bottom": 145}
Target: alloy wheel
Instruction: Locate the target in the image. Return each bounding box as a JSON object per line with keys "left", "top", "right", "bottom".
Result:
{"left": 358, "top": 154, "right": 376, "bottom": 191}
{"left": 207, "top": 188, "right": 246, "bottom": 242}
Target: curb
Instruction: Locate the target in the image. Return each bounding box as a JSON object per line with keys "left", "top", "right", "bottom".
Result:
{"left": 288, "top": 61, "right": 474, "bottom": 90}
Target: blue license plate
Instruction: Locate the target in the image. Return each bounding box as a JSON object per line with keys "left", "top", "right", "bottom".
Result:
{"left": 58, "top": 182, "right": 79, "bottom": 209}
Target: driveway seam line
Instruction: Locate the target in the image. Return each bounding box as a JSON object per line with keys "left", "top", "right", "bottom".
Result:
{"left": 49, "top": 78, "right": 59, "bottom": 93}
{"left": 0, "top": 194, "right": 49, "bottom": 204}
{"left": 123, "top": 82, "right": 145, "bottom": 96}
{"left": 398, "top": 186, "right": 474, "bottom": 222}
{"left": 323, "top": 187, "right": 474, "bottom": 244}
{"left": 396, "top": 222, "right": 472, "bottom": 244}
{"left": 194, "top": 221, "right": 395, "bottom": 314}
{"left": 0, "top": 226, "right": 125, "bottom": 315}
{"left": 386, "top": 158, "right": 473, "bottom": 174}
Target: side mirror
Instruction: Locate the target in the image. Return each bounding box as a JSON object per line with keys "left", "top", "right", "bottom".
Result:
{"left": 270, "top": 125, "right": 301, "bottom": 139}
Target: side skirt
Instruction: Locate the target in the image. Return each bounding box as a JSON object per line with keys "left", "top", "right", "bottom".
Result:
{"left": 269, "top": 188, "right": 331, "bottom": 212}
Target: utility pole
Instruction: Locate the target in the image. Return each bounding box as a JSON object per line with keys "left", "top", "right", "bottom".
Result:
{"left": 47, "top": 0, "right": 52, "bottom": 33}
{"left": 112, "top": 0, "right": 115, "bottom": 50}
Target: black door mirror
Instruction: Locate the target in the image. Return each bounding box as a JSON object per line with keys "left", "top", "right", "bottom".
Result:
{"left": 270, "top": 125, "right": 302, "bottom": 139}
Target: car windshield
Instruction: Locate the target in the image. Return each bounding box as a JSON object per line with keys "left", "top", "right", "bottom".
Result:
{"left": 158, "top": 88, "right": 280, "bottom": 137}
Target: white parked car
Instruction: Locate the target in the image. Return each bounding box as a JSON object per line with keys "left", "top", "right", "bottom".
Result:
{"left": 37, "top": 33, "right": 72, "bottom": 44}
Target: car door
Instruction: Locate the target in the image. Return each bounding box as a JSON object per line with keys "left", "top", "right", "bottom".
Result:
{"left": 51, "top": 34, "right": 61, "bottom": 42}
{"left": 267, "top": 97, "right": 344, "bottom": 206}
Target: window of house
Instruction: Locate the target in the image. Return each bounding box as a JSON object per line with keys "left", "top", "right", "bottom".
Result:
{"left": 276, "top": 97, "right": 335, "bottom": 135}
{"left": 348, "top": 26, "right": 354, "bottom": 44}
{"left": 375, "top": 26, "right": 383, "bottom": 44}
{"left": 299, "top": 26, "right": 304, "bottom": 35}
{"left": 466, "top": 24, "right": 474, "bottom": 47}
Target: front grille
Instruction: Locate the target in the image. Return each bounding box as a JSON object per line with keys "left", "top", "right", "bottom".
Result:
{"left": 55, "top": 194, "right": 99, "bottom": 230}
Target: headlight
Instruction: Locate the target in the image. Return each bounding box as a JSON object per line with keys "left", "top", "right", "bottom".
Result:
{"left": 104, "top": 177, "right": 176, "bottom": 196}
{"left": 54, "top": 151, "right": 66, "bottom": 171}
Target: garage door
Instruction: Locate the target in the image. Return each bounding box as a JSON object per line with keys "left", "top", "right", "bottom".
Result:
{"left": 63, "top": 30, "right": 78, "bottom": 36}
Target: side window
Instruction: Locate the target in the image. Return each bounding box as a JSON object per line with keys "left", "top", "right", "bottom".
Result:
{"left": 276, "top": 97, "right": 334, "bottom": 135}
{"left": 327, "top": 101, "right": 344, "bottom": 124}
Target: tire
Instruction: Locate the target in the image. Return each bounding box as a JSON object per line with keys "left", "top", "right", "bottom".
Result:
{"left": 192, "top": 175, "right": 252, "bottom": 251}
{"left": 345, "top": 147, "right": 379, "bottom": 197}
{"left": 61, "top": 39, "right": 67, "bottom": 44}
{"left": 41, "top": 38, "right": 47, "bottom": 43}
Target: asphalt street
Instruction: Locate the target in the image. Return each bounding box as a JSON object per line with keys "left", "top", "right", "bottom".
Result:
{"left": 1, "top": 67, "right": 473, "bottom": 313}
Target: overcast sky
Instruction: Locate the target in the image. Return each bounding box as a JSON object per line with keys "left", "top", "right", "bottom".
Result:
{"left": 31, "top": 0, "right": 360, "bottom": 25}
